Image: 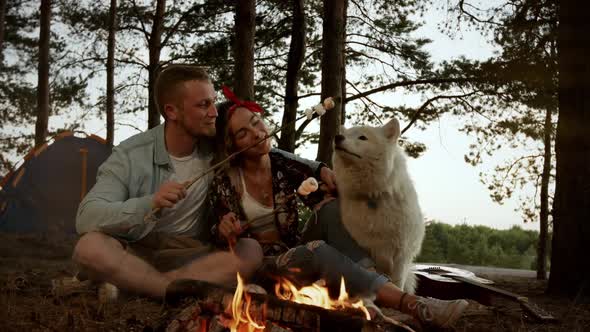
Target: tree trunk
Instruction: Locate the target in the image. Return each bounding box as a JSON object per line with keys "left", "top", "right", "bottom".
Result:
{"left": 35, "top": 0, "right": 51, "bottom": 147}
{"left": 147, "top": 0, "right": 165, "bottom": 129}
{"left": 316, "top": 0, "right": 346, "bottom": 166}
{"left": 233, "top": 0, "right": 255, "bottom": 100}
{"left": 547, "top": 0, "right": 590, "bottom": 296}
{"left": 537, "top": 106, "right": 552, "bottom": 280}
{"left": 277, "top": 0, "right": 306, "bottom": 153}
{"left": 340, "top": 3, "right": 347, "bottom": 126}
{"left": 105, "top": 0, "right": 117, "bottom": 146}
{"left": 0, "top": 0, "right": 6, "bottom": 64}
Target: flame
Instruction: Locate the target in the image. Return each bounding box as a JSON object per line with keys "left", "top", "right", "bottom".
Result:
{"left": 228, "top": 273, "right": 265, "bottom": 332}
{"left": 275, "top": 277, "right": 371, "bottom": 320}
{"left": 226, "top": 274, "right": 371, "bottom": 332}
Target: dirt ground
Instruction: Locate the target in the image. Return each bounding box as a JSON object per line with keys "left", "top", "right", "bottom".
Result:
{"left": 0, "top": 232, "right": 588, "bottom": 332}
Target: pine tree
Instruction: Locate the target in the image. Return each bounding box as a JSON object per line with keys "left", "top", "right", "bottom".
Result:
{"left": 277, "top": 0, "right": 306, "bottom": 152}
{"left": 35, "top": 0, "right": 51, "bottom": 146}
{"left": 233, "top": 0, "right": 255, "bottom": 99}
{"left": 317, "top": 0, "right": 346, "bottom": 165}
{"left": 453, "top": 0, "right": 557, "bottom": 280}
{"left": 0, "top": 0, "right": 6, "bottom": 64}
{"left": 105, "top": 0, "right": 117, "bottom": 146}
{"left": 548, "top": 0, "right": 590, "bottom": 297}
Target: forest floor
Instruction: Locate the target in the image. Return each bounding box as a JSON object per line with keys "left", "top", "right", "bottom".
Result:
{"left": 0, "top": 232, "right": 588, "bottom": 332}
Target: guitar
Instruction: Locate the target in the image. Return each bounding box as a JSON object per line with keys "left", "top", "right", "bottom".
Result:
{"left": 414, "top": 265, "right": 558, "bottom": 323}
{"left": 414, "top": 264, "right": 493, "bottom": 305}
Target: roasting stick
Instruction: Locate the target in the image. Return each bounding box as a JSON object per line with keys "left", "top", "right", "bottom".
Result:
{"left": 144, "top": 98, "right": 335, "bottom": 222}
{"left": 227, "top": 177, "right": 321, "bottom": 251}
{"left": 241, "top": 177, "right": 320, "bottom": 229}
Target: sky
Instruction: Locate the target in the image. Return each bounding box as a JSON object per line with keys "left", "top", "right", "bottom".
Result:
{"left": 294, "top": 2, "right": 539, "bottom": 231}
{"left": 402, "top": 2, "right": 538, "bottom": 231}
{"left": 48, "top": 1, "right": 539, "bottom": 231}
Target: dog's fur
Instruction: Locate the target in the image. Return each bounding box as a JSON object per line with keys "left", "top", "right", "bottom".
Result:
{"left": 333, "top": 118, "right": 425, "bottom": 293}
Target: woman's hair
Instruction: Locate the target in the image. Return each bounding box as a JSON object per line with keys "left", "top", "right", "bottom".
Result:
{"left": 213, "top": 100, "right": 239, "bottom": 167}
{"left": 213, "top": 100, "right": 270, "bottom": 168}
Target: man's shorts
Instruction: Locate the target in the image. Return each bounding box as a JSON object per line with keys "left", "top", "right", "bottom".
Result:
{"left": 118, "top": 232, "right": 215, "bottom": 272}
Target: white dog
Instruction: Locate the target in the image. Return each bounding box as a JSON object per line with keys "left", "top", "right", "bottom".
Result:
{"left": 332, "top": 118, "right": 425, "bottom": 293}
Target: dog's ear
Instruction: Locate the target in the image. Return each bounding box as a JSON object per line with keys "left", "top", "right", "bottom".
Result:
{"left": 382, "top": 118, "right": 400, "bottom": 140}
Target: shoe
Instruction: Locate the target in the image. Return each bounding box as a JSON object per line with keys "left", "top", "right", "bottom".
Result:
{"left": 98, "top": 282, "right": 119, "bottom": 303}
{"left": 51, "top": 275, "right": 93, "bottom": 297}
{"left": 411, "top": 297, "right": 469, "bottom": 328}
{"left": 165, "top": 279, "right": 233, "bottom": 305}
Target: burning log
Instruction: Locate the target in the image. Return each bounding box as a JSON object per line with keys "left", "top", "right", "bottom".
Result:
{"left": 165, "top": 279, "right": 415, "bottom": 332}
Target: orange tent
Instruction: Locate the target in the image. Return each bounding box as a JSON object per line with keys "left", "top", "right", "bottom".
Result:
{"left": 0, "top": 132, "right": 111, "bottom": 234}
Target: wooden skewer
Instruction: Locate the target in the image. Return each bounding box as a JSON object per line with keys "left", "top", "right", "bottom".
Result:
{"left": 241, "top": 207, "right": 287, "bottom": 230}
{"left": 240, "top": 185, "right": 330, "bottom": 230}
{"left": 228, "top": 187, "right": 327, "bottom": 247}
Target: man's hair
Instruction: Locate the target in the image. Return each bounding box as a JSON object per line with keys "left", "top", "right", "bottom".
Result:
{"left": 153, "top": 64, "right": 211, "bottom": 119}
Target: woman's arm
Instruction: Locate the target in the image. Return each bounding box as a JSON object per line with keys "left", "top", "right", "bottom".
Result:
{"left": 271, "top": 152, "right": 326, "bottom": 209}
{"left": 208, "top": 174, "right": 240, "bottom": 247}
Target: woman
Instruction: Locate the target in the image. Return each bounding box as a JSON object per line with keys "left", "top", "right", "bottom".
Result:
{"left": 207, "top": 87, "right": 469, "bottom": 328}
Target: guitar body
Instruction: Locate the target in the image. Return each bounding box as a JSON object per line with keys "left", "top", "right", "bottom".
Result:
{"left": 413, "top": 264, "right": 558, "bottom": 323}
{"left": 414, "top": 264, "right": 493, "bottom": 305}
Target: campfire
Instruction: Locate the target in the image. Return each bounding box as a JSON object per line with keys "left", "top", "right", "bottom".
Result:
{"left": 165, "top": 274, "right": 413, "bottom": 332}
{"left": 274, "top": 277, "right": 371, "bottom": 321}
{"left": 226, "top": 273, "right": 266, "bottom": 332}
{"left": 223, "top": 274, "right": 372, "bottom": 331}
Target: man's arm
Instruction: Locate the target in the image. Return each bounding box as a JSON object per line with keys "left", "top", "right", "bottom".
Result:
{"left": 271, "top": 148, "right": 324, "bottom": 173}
{"left": 76, "top": 148, "right": 154, "bottom": 240}
{"left": 271, "top": 148, "right": 337, "bottom": 192}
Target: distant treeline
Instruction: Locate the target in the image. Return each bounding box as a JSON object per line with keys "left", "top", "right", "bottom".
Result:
{"left": 416, "top": 222, "right": 546, "bottom": 270}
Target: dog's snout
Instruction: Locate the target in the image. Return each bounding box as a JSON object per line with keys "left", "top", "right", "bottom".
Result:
{"left": 334, "top": 134, "right": 345, "bottom": 145}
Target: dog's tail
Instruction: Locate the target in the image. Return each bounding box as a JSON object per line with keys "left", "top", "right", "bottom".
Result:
{"left": 403, "top": 269, "right": 418, "bottom": 294}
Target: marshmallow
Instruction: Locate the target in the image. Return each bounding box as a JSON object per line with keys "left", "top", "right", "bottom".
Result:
{"left": 313, "top": 104, "right": 326, "bottom": 116}
{"left": 323, "top": 97, "right": 335, "bottom": 110}
{"left": 298, "top": 177, "right": 319, "bottom": 196}
{"left": 305, "top": 108, "right": 314, "bottom": 120}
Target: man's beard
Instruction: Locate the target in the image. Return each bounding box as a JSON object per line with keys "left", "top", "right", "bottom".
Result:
{"left": 178, "top": 114, "right": 216, "bottom": 138}
{"left": 187, "top": 123, "right": 216, "bottom": 138}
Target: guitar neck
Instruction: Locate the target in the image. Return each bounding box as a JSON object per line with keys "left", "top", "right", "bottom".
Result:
{"left": 447, "top": 275, "right": 558, "bottom": 322}
{"left": 448, "top": 275, "right": 525, "bottom": 301}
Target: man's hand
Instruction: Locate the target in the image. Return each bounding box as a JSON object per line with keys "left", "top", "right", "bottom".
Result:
{"left": 152, "top": 181, "right": 187, "bottom": 209}
{"left": 219, "top": 212, "right": 242, "bottom": 245}
{"left": 319, "top": 166, "right": 337, "bottom": 193}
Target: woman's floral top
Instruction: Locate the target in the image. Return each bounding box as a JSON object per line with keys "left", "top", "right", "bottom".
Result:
{"left": 208, "top": 151, "right": 325, "bottom": 255}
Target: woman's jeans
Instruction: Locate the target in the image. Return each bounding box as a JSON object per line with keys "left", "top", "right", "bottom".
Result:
{"left": 273, "top": 199, "right": 388, "bottom": 298}
{"left": 301, "top": 198, "right": 376, "bottom": 269}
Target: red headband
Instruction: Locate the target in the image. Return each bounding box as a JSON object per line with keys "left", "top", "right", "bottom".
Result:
{"left": 222, "top": 85, "right": 264, "bottom": 117}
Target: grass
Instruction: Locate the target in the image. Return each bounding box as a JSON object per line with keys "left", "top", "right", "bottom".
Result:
{"left": 0, "top": 232, "right": 588, "bottom": 331}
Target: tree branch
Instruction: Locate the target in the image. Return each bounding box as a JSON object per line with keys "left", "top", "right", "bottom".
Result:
{"left": 456, "top": 0, "right": 504, "bottom": 26}
{"left": 347, "top": 49, "right": 396, "bottom": 71}
{"left": 346, "top": 78, "right": 476, "bottom": 103}
{"left": 129, "top": 0, "right": 151, "bottom": 43}
{"left": 401, "top": 91, "right": 479, "bottom": 134}
{"left": 346, "top": 80, "right": 384, "bottom": 124}
{"left": 161, "top": 3, "right": 204, "bottom": 48}
{"left": 297, "top": 92, "right": 321, "bottom": 99}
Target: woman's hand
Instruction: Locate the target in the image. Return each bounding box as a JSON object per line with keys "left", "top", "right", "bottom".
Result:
{"left": 219, "top": 212, "right": 242, "bottom": 245}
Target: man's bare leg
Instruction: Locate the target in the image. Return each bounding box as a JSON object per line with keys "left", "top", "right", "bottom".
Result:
{"left": 165, "top": 238, "right": 263, "bottom": 286}
{"left": 73, "top": 232, "right": 262, "bottom": 298}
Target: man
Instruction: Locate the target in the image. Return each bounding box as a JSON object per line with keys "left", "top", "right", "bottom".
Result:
{"left": 73, "top": 65, "right": 336, "bottom": 298}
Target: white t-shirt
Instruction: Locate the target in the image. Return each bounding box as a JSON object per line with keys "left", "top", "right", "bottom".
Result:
{"left": 153, "top": 147, "right": 213, "bottom": 236}
{"left": 238, "top": 169, "right": 279, "bottom": 237}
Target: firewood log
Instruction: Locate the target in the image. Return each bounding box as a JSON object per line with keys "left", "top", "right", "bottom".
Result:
{"left": 165, "top": 279, "right": 413, "bottom": 332}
